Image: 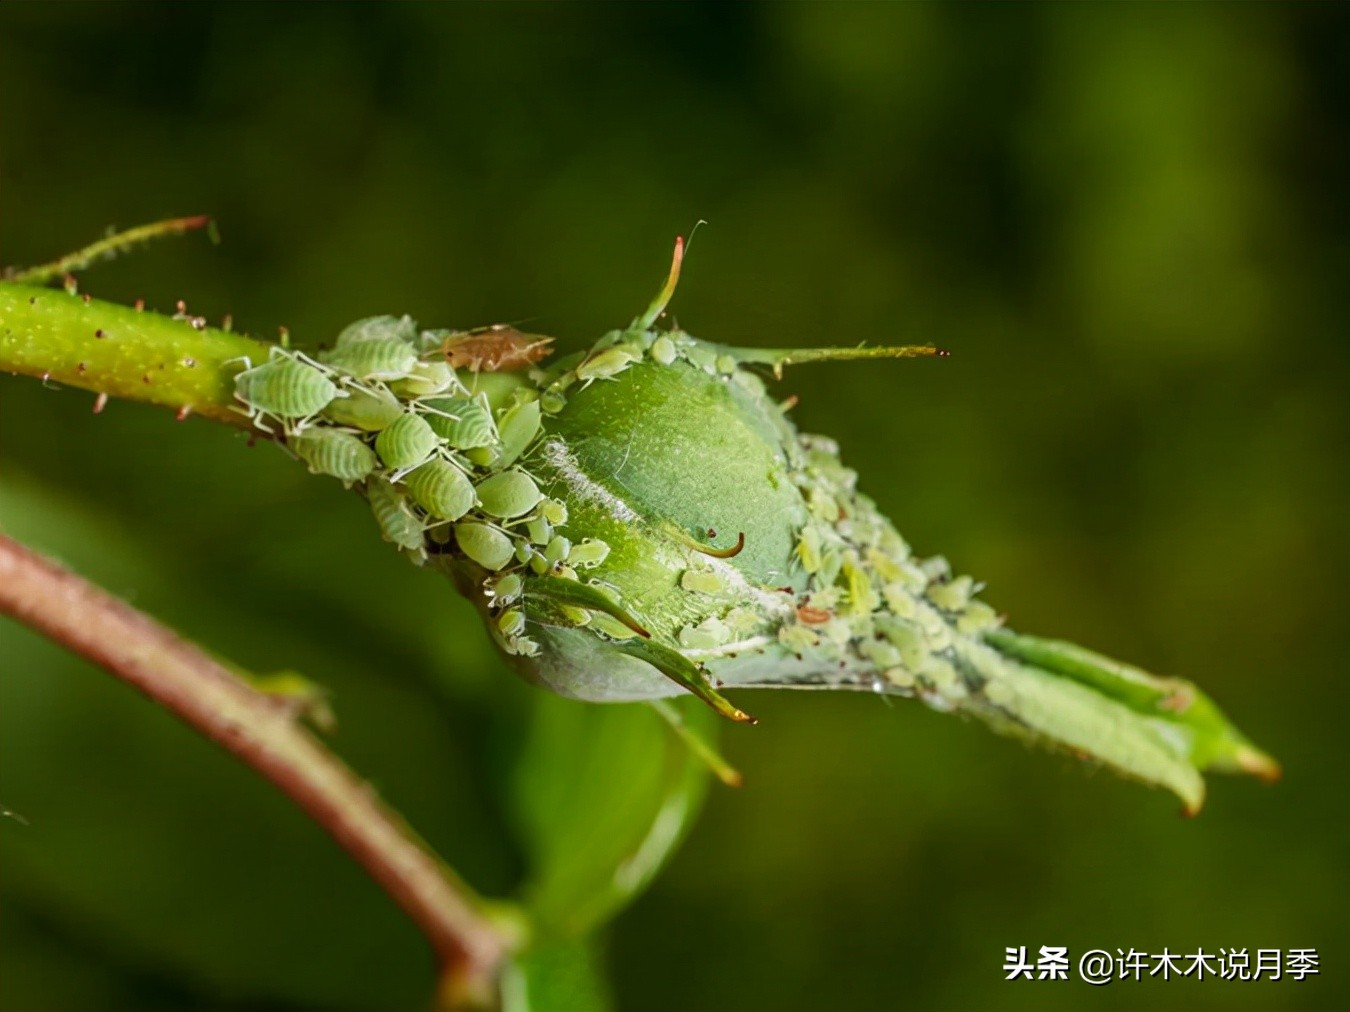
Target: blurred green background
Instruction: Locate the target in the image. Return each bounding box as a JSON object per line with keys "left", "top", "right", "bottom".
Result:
{"left": 1, "top": 3, "right": 1345, "bottom": 1010}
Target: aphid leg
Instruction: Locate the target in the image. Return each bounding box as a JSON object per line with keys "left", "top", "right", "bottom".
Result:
{"left": 3, "top": 215, "right": 214, "bottom": 285}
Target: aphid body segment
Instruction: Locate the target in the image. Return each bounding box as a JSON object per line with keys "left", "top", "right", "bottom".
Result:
{"left": 475, "top": 470, "right": 543, "bottom": 519}
{"left": 289, "top": 428, "right": 377, "bottom": 484}
{"left": 375, "top": 411, "right": 441, "bottom": 471}
{"left": 366, "top": 477, "right": 426, "bottom": 556}
{"left": 321, "top": 387, "right": 404, "bottom": 431}
{"left": 233, "top": 350, "right": 341, "bottom": 431}
{"left": 440, "top": 325, "right": 553, "bottom": 372}
{"left": 404, "top": 458, "right": 475, "bottom": 521}
{"left": 455, "top": 522, "right": 515, "bottom": 572}
{"left": 422, "top": 395, "right": 498, "bottom": 450}
{"left": 335, "top": 314, "right": 418, "bottom": 347}
{"left": 320, "top": 337, "right": 419, "bottom": 382}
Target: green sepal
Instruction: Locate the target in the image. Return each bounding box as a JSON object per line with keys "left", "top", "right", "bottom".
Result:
{"left": 616, "top": 637, "right": 756, "bottom": 724}
{"left": 714, "top": 342, "right": 948, "bottom": 378}
{"left": 523, "top": 576, "right": 651, "bottom": 639}
{"left": 983, "top": 629, "right": 1281, "bottom": 783}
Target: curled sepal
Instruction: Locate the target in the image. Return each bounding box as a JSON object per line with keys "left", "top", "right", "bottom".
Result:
{"left": 982, "top": 630, "right": 1281, "bottom": 784}
{"left": 524, "top": 576, "right": 651, "bottom": 639}
{"left": 650, "top": 698, "right": 743, "bottom": 788}
{"left": 716, "top": 342, "right": 948, "bottom": 378}
{"left": 617, "top": 637, "right": 756, "bottom": 725}
{"left": 633, "top": 235, "right": 686, "bottom": 331}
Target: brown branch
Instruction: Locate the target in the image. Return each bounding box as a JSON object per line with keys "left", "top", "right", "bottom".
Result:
{"left": 0, "top": 535, "right": 515, "bottom": 1008}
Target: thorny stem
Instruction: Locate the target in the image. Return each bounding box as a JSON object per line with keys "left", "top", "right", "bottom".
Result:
{"left": 0, "top": 282, "right": 269, "bottom": 427}
{"left": 0, "top": 536, "right": 516, "bottom": 1008}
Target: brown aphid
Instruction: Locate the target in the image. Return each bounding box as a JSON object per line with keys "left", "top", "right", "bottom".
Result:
{"left": 441, "top": 325, "right": 554, "bottom": 373}
{"left": 796, "top": 604, "right": 832, "bottom": 625}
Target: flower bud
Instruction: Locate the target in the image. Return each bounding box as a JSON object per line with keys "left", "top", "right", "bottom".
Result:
{"left": 234, "top": 243, "right": 1277, "bottom": 811}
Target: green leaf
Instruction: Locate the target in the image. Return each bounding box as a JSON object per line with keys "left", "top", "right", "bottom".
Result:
{"left": 501, "top": 935, "right": 613, "bottom": 1012}
{"left": 507, "top": 694, "right": 713, "bottom": 938}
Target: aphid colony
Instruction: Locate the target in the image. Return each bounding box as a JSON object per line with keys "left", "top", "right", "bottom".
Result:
{"left": 229, "top": 300, "right": 998, "bottom": 718}
{"left": 231, "top": 317, "right": 585, "bottom": 659}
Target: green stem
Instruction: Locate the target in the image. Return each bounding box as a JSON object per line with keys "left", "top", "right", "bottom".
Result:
{"left": 0, "top": 282, "right": 270, "bottom": 427}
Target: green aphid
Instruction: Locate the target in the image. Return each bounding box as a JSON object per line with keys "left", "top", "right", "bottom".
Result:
{"left": 454, "top": 522, "right": 516, "bottom": 571}
{"left": 375, "top": 411, "right": 441, "bottom": 471}
{"left": 795, "top": 524, "right": 823, "bottom": 574}
{"left": 567, "top": 538, "right": 610, "bottom": 568}
{"left": 366, "top": 478, "right": 426, "bottom": 555}
{"left": 678, "top": 616, "right": 732, "bottom": 651}
{"left": 491, "top": 573, "right": 524, "bottom": 606}
{"left": 495, "top": 398, "right": 542, "bottom": 468}
{"left": 289, "top": 428, "right": 377, "bottom": 483}
{"left": 320, "top": 337, "right": 419, "bottom": 382}
{"left": 233, "top": 353, "right": 340, "bottom": 425}
{"left": 390, "top": 360, "right": 459, "bottom": 398}
{"left": 575, "top": 343, "right": 643, "bottom": 383}
{"left": 335, "top": 314, "right": 418, "bottom": 347}
{"left": 321, "top": 387, "right": 403, "bottom": 431}
{"left": 682, "top": 342, "right": 719, "bottom": 374}
{"left": 403, "top": 458, "right": 475, "bottom": 521}
{"left": 543, "top": 534, "right": 571, "bottom": 567}
{"left": 927, "top": 574, "right": 975, "bottom": 613}
{"left": 526, "top": 515, "right": 553, "bottom": 546}
{"left": 680, "top": 568, "right": 725, "bottom": 594}
{"left": 539, "top": 388, "right": 567, "bottom": 414}
{"left": 539, "top": 498, "right": 568, "bottom": 526}
{"left": 649, "top": 335, "right": 678, "bottom": 366}
{"left": 514, "top": 540, "right": 534, "bottom": 565}
{"left": 475, "top": 470, "right": 543, "bottom": 519}
{"left": 422, "top": 395, "right": 498, "bottom": 450}
{"left": 497, "top": 608, "right": 527, "bottom": 638}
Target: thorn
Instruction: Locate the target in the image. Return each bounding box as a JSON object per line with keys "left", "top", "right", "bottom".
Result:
{"left": 278, "top": 326, "right": 290, "bottom": 348}
{"left": 222, "top": 313, "right": 233, "bottom": 333}
{"left": 175, "top": 405, "right": 193, "bottom": 422}
{"left": 62, "top": 274, "right": 78, "bottom": 294}
{"left": 134, "top": 298, "right": 145, "bottom": 312}
{"left": 93, "top": 392, "right": 108, "bottom": 414}
{"left": 779, "top": 394, "right": 799, "bottom": 412}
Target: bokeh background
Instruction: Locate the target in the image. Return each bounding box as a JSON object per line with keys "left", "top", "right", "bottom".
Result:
{"left": 1, "top": 4, "right": 1345, "bottom": 1010}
